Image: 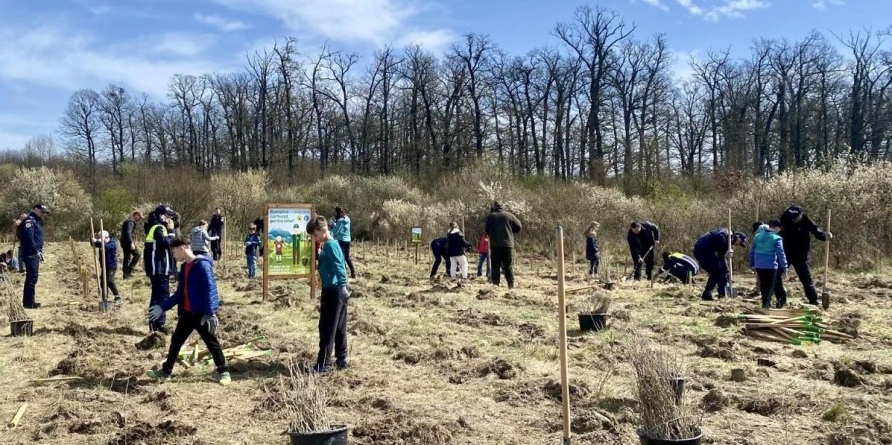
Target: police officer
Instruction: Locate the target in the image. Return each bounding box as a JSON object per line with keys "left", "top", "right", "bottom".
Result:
{"left": 694, "top": 228, "right": 747, "bottom": 301}
{"left": 779, "top": 205, "right": 832, "bottom": 305}
{"left": 144, "top": 205, "right": 178, "bottom": 333}
{"left": 627, "top": 221, "right": 661, "bottom": 281}
{"left": 17, "top": 204, "right": 48, "bottom": 309}
{"left": 657, "top": 251, "right": 700, "bottom": 284}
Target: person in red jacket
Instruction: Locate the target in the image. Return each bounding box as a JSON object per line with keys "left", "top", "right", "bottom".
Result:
{"left": 477, "top": 234, "right": 491, "bottom": 279}
{"left": 146, "top": 237, "right": 230, "bottom": 385}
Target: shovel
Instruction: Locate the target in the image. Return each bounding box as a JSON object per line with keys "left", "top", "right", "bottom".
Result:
{"left": 821, "top": 209, "right": 832, "bottom": 310}
{"left": 725, "top": 209, "right": 739, "bottom": 298}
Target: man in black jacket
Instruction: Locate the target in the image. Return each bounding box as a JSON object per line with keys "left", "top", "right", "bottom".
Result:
{"left": 779, "top": 205, "right": 832, "bottom": 305}
{"left": 209, "top": 208, "right": 225, "bottom": 261}
{"left": 627, "top": 221, "right": 660, "bottom": 281}
{"left": 121, "top": 210, "right": 144, "bottom": 279}
{"left": 484, "top": 202, "right": 522, "bottom": 289}
{"left": 429, "top": 237, "right": 452, "bottom": 279}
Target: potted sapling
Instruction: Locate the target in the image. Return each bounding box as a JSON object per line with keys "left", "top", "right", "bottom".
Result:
{"left": 281, "top": 361, "right": 348, "bottom": 445}
{"left": 577, "top": 292, "right": 610, "bottom": 332}
{"left": 6, "top": 292, "right": 33, "bottom": 337}
{"left": 628, "top": 338, "right": 703, "bottom": 445}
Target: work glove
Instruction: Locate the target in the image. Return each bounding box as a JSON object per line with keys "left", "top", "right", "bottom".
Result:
{"left": 131, "top": 243, "right": 137, "bottom": 251}
{"left": 637, "top": 257, "right": 644, "bottom": 264}
{"left": 338, "top": 286, "right": 350, "bottom": 301}
{"left": 147, "top": 305, "right": 163, "bottom": 322}
{"left": 201, "top": 314, "right": 220, "bottom": 335}
{"left": 724, "top": 250, "right": 733, "bottom": 260}
{"left": 654, "top": 240, "right": 661, "bottom": 247}
{"left": 826, "top": 232, "right": 833, "bottom": 240}
{"left": 38, "top": 252, "right": 45, "bottom": 263}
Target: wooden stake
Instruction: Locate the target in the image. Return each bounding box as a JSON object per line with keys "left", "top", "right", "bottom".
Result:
{"left": 727, "top": 208, "right": 734, "bottom": 295}
{"left": 555, "top": 226, "right": 572, "bottom": 445}
{"left": 31, "top": 376, "right": 83, "bottom": 383}
{"left": 822, "top": 209, "right": 832, "bottom": 309}
{"left": 99, "top": 219, "right": 109, "bottom": 303}
{"left": 9, "top": 402, "right": 27, "bottom": 428}
{"left": 89, "top": 218, "right": 102, "bottom": 302}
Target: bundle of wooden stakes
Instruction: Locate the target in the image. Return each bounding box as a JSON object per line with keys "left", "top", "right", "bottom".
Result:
{"left": 740, "top": 308, "right": 855, "bottom": 345}
{"left": 176, "top": 337, "right": 272, "bottom": 368}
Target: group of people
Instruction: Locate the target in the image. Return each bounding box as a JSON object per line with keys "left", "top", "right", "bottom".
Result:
{"left": 606, "top": 204, "right": 831, "bottom": 309}
{"left": 429, "top": 202, "right": 523, "bottom": 289}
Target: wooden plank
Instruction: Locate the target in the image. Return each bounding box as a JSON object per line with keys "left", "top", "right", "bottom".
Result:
{"left": 8, "top": 402, "right": 27, "bottom": 428}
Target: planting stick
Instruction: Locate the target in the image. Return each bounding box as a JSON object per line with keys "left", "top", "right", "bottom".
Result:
{"left": 727, "top": 208, "right": 734, "bottom": 296}
{"left": 8, "top": 402, "right": 27, "bottom": 428}
{"left": 89, "top": 218, "right": 102, "bottom": 302}
{"left": 99, "top": 219, "right": 108, "bottom": 304}
{"left": 822, "top": 209, "right": 832, "bottom": 309}
{"left": 566, "top": 285, "right": 597, "bottom": 295}
{"left": 31, "top": 376, "right": 83, "bottom": 383}
{"left": 555, "top": 226, "right": 572, "bottom": 445}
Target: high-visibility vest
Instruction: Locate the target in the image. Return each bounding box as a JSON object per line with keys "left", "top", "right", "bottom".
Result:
{"left": 146, "top": 224, "right": 166, "bottom": 242}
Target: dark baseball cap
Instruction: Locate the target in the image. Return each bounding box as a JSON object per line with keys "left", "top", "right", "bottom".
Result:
{"left": 33, "top": 203, "right": 49, "bottom": 213}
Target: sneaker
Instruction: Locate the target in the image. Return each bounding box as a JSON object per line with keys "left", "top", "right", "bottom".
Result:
{"left": 113, "top": 296, "right": 123, "bottom": 306}
{"left": 217, "top": 371, "right": 232, "bottom": 386}
{"left": 25, "top": 302, "right": 41, "bottom": 309}
{"left": 701, "top": 295, "right": 714, "bottom": 302}
{"left": 146, "top": 369, "right": 171, "bottom": 381}
{"left": 309, "top": 363, "right": 332, "bottom": 374}
{"left": 335, "top": 359, "right": 348, "bottom": 370}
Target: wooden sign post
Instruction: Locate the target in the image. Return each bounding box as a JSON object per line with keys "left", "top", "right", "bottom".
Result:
{"left": 262, "top": 203, "right": 317, "bottom": 301}
{"left": 411, "top": 227, "right": 422, "bottom": 265}
{"left": 555, "top": 226, "right": 572, "bottom": 445}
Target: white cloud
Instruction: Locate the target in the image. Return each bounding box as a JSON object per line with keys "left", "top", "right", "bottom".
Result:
{"left": 0, "top": 24, "right": 229, "bottom": 99}
{"left": 150, "top": 33, "right": 217, "bottom": 58}
{"left": 397, "top": 29, "right": 456, "bottom": 53}
{"left": 676, "top": 0, "right": 704, "bottom": 15}
{"left": 812, "top": 0, "right": 844, "bottom": 10}
{"left": 705, "top": 0, "right": 770, "bottom": 21}
{"left": 194, "top": 13, "right": 251, "bottom": 32}
{"left": 211, "top": 0, "right": 449, "bottom": 46}
{"left": 643, "top": 0, "right": 670, "bottom": 11}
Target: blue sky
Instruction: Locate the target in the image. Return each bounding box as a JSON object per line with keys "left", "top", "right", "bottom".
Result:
{"left": 0, "top": 0, "right": 884, "bottom": 151}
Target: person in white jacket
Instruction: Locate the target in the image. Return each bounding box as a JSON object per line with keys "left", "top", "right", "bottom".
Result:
{"left": 191, "top": 220, "right": 219, "bottom": 258}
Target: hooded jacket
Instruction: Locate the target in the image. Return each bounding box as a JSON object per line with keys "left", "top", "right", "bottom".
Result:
{"left": 191, "top": 226, "right": 217, "bottom": 253}
{"left": 750, "top": 225, "right": 788, "bottom": 271}
{"left": 779, "top": 208, "right": 828, "bottom": 262}
{"left": 159, "top": 256, "right": 219, "bottom": 316}
{"left": 92, "top": 238, "right": 119, "bottom": 270}
{"left": 627, "top": 221, "right": 660, "bottom": 259}
{"left": 332, "top": 215, "right": 352, "bottom": 242}
{"left": 484, "top": 205, "right": 522, "bottom": 249}
{"left": 446, "top": 228, "right": 471, "bottom": 257}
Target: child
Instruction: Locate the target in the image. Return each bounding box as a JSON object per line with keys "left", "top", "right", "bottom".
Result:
{"left": 305, "top": 216, "right": 350, "bottom": 373}
{"left": 332, "top": 207, "right": 356, "bottom": 279}
{"left": 429, "top": 237, "right": 451, "bottom": 279}
{"left": 244, "top": 224, "right": 261, "bottom": 278}
{"left": 584, "top": 221, "right": 601, "bottom": 279}
{"left": 92, "top": 230, "right": 122, "bottom": 305}
{"left": 275, "top": 235, "right": 284, "bottom": 263}
{"left": 748, "top": 221, "right": 764, "bottom": 297}
{"left": 477, "top": 233, "right": 491, "bottom": 279}
{"left": 447, "top": 221, "right": 471, "bottom": 280}
{"left": 147, "top": 238, "right": 230, "bottom": 385}
{"left": 749, "top": 220, "right": 788, "bottom": 309}
{"left": 190, "top": 220, "right": 218, "bottom": 258}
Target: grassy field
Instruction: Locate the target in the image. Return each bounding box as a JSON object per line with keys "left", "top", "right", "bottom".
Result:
{"left": 1, "top": 240, "right": 891, "bottom": 444}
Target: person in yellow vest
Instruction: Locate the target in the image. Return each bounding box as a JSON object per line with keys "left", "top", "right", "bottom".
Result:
{"left": 656, "top": 251, "right": 700, "bottom": 284}
{"left": 144, "top": 205, "right": 177, "bottom": 333}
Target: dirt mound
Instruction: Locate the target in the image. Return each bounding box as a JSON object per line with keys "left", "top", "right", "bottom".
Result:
{"left": 834, "top": 312, "right": 862, "bottom": 338}
{"left": 852, "top": 276, "right": 892, "bottom": 289}
{"left": 352, "top": 412, "right": 459, "bottom": 445}
{"left": 135, "top": 332, "right": 167, "bottom": 350}
{"left": 738, "top": 397, "right": 783, "bottom": 416}
{"left": 478, "top": 359, "right": 517, "bottom": 380}
{"left": 108, "top": 420, "right": 197, "bottom": 445}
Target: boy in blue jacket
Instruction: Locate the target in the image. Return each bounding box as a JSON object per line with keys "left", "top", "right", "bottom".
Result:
{"left": 92, "top": 230, "right": 122, "bottom": 305}
{"left": 244, "top": 224, "right": 261, "bottom": 278}
{"left": 147, "top": 237, "right": 230, "bottom": 385}
{"left": 749, "top": 220, "right": 789, "bottom": 309}
{"left": 306, "top": 216, "right": 350, "bottom": 373}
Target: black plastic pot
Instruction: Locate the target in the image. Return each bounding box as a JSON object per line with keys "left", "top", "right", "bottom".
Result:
{"left": 603, "top": 282, "right": 616, "bottom": 290}
{"left": 11, "top": 320, "right": 33, "bottom": 337}
{"left": 637, "top": 429, "right": 703, "bottom": 445}
{"left": 578, "top": 313, "right": 608, "bottom": 332}
{"left": 288, "top": 425, "right": 348, "bottom": 445}
{"left": 669, "top": 375, "right": 686, "bottom": 406}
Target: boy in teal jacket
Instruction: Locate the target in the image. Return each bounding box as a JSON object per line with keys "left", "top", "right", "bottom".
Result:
{"left": 749, "top": 220, "right": 789, "bottom": 309}
{"left": 306, "top": 216, "right": 350, "bottom": 373}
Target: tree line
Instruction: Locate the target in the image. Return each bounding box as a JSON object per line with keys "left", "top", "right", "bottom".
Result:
{"left": 32, "top": 6, "right": 892, "bottom": 193}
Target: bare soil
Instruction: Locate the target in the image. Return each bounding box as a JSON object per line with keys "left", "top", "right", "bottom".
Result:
{"left": 1, "top": 242, "right": 891, "bottom": 444}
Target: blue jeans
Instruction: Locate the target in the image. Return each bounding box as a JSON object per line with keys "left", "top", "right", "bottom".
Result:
{"left": 22, "top": 254, "right": 40, "bottom": 307}
{"left": 149, "top": 275, "right": 169, "bottom": 329}
{"left": 247, "top": 254, "right": 257, "bottom": 278}
{"left": 477, "top": 253, "right": 490, "bottom": 277}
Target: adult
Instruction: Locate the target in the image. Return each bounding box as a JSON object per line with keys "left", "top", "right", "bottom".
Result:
{"left": 446, "top": 221, "right": 471, "bottom": 280}
{"left": 253, "top": 216, "right": 265, "bottom": 259}
{"left": 750, "top": 220, "right": 789, "bottom": 309}
{"left": 778, "top": 205, "right": 832, "bottom": 305}
{"left": 209, "top": 208, "right": 225, "bottom": 261}
{"left": 121, "top": 210, "right": 144, "bottom": 279}
{"left": 429, "top": 236, "right": 452, "bottom": 279}
{"left": 484, "top": 202, "right": 522, "bottom": 289}
{"left": 694, "top": 228, "right": 747, "bottom": 301}
{"left": 17, "top": 204, "right": 48, "bottom": 309}
{"left": 144, "top": 205, "right": 178, "bottom": 333}
{"left": 657, "top": 251, "right": 700, "bottom": 284}
{"left": 332, "top": 206, "right": 356, "bottom": 279}
{"left": 627, "top": 221, "right": 660, "bottom": 281}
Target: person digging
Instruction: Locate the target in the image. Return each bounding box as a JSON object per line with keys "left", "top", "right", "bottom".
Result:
{"left": 146, "top": 237, "right": 230, "bottom": 385}
{"left": 694, "top": 228, "right": 747, "bottom": 301}
{"left": 779, "top": 205, "right": 832, "bottom": 306}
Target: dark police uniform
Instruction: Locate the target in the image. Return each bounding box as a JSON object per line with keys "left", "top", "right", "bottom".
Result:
{"left": 17, "top": 211, "right": 44, "bottom": 308}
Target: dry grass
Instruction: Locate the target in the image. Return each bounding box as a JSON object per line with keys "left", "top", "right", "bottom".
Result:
{"left": 583, "top": 292, "right": 611, "bottom": 314}
{"left": 0, "top": 241, "right": 890, "bottom": 444}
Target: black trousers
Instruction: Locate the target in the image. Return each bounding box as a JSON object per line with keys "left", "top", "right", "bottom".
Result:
{"left": 588, "top": 256, "right": 600, "bottom": 277}
{"left": 162, "top": 311, "right": 227, "bottom": 375}
{"left": 317, "top": 288, "right": 348, "bottom": 366}
{"left": 100, "top": 269, "right": 120, "bottom": 299}
{"left": 211, "top": 239, "right": 222, "bottom": 261}
{"left": 430, "top": 252, "right": 452, "bottom": 278}
{"left": 122, "top": 245, "right": 140, "bottom": 276}
{"left": 791, "top": 261, "right": 819, "bottom": 304}
{"left": 756, "top": 268, "right": 787, "bottom": 308}
{"left": 149, "top": 275, "right": 169, "bottom": 329}
{"left": 490, "top": 246, "right": 515, "bottom": 287}
{"left": 632, "top": 250, "right": 655, "bottom": 280}
{"left": 338, "top": 240, "right": 356, "bottom": 277}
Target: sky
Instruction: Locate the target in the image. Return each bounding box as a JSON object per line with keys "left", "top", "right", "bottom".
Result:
{"left": 0, "top": 0, "right": 886, "bottom": 152}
